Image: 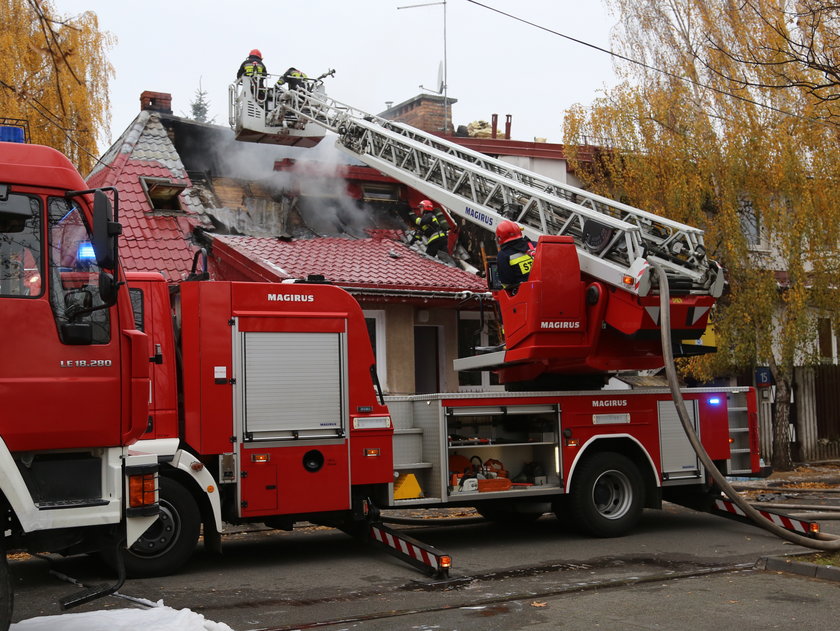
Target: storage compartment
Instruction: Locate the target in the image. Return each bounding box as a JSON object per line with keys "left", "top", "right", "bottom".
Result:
{"left": 445, "top": 404, "right": 561, "bottom": 498}
{"left": 726, "top": 390, "right": 754, "bottom": 474}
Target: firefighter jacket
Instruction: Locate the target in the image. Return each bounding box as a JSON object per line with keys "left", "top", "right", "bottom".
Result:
{"left": 276, "top": 67, "right": 308, "bottom": 90}
{"left": 412, "top": 211, "right": 447, "bottom": 245}
{"left": 237, "top": 56, "right": 267, "bottom": 79}
{"left": 497, "top": 237, "right": 536, "bottom": 289}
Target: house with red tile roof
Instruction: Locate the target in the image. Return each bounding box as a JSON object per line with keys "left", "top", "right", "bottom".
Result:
{"left": 88, "top": 91, "right": 579, "bottom": 395}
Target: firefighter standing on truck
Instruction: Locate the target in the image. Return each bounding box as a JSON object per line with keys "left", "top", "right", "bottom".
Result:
{"left": 410, "top": 199, "right": 448, "bottom": 257}
{"left": 495, "top": 220, "right": 535, "bottom": 292}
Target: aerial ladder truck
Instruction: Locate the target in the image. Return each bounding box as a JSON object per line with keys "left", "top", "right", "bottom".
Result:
{"left": 106, "top": 74, "right": 808, "bottom": 584}
{"left": 230, "top": 72, "right": 724, "bottom": 388}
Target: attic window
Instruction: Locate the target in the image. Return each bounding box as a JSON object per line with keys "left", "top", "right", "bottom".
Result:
{"left": 141, "top": 177, "right": 186, "bottom": 211}
{"left": 361, "top": 183, "right": 399, "bottom": 203}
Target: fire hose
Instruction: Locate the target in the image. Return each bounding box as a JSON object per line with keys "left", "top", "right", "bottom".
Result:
{"left": 652, "top": 262, "right": 840, "bottom": 550}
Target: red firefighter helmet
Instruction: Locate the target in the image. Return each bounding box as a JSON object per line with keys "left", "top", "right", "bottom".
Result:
{"left": 249, "top": 49, "right": 263, "bottom": 59}
{"left": 496, "top": 220, "right": 523, "bottom": 245}
{"left": 415, "top": 199, "right": 434, "bottom": 216}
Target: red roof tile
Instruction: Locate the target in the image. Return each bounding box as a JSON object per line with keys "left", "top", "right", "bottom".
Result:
{"left": 212, "top": 234, "right": 486, "bottom": 293}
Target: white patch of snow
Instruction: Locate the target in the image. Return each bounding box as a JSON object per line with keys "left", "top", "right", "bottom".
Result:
{"left": 10, "top": 604, "right": 234, "bottom": 631}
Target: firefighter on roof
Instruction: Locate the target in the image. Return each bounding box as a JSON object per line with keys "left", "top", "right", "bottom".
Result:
{"left": 237, "top": 49, "right": 267, "bottom": 78}
{"left": 495, "top": 220, "right": 535, "bottom": 291}
{"left": 410, "top": 200, "right": 448, "bottom": 257}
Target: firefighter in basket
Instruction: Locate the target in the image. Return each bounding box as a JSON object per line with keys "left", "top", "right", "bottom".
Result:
{"left": 236, "top": 49, "right": 268, "bottom": 102}
{"left": 495, "top": 220, "right": 535, "bottom": 292}
{"left": 236, "top": 49, "right": 267, "bottom": 79}
{"left": 276, "top": 67, "right": 308, "bottom": 91}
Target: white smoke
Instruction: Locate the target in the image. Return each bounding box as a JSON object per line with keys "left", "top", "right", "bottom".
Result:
{"left": 198, "top": 131, "right": 403, "bottom": 239}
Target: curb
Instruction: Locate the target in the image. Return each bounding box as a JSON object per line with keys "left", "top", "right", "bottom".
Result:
{"left": 756, "top": 556, "right": 840, "bottom": 582}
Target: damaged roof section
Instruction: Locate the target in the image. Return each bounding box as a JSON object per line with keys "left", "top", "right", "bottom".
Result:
{"left": 87, "top": 101, "right": 483, "bottom": 296}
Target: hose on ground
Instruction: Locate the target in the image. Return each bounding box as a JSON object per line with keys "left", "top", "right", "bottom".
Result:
{"left": 653, "top": 262, "right": 840, "bottom": 550}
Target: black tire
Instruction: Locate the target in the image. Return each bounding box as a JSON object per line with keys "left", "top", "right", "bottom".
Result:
{"left": 567, "top": 452, "right": 644, "bottom": 537}
{"left": 475, "top": 503, "right": 544, "bottom": 524}
{"left": 122, "top": 477, "right": 200, "bottom": 577}
{"left": 0, "top": 553, "right": 12, "bottom": 631}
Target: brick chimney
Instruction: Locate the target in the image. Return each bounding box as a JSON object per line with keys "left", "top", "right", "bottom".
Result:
{"left": 140, "top": 91, "right": 173, "bottom": 114}
{"left": 379, "top": 93, "right": 457, "bottom": 135}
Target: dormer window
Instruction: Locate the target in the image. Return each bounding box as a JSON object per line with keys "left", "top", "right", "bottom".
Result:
{"left": 141, "top": 177, "right": 186, "bottom": 211}
{"left": 361, "top": 183, "right": 400, "bottom": 203}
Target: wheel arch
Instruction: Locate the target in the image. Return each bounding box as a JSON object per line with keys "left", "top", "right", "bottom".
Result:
{"left": 162, "top": 451, "right": 223, "bottom": 538}
{"left": 566, "top": 435, "right": 660, "bottom": 509}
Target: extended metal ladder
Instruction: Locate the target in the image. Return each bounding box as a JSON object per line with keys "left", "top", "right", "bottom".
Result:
{"left": 252, "top": 80, "right": 724, "bottom": 298}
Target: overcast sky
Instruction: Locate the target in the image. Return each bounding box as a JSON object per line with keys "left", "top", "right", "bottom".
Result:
{"left": 52, "top": 0, "right": 620, "bottom": 152}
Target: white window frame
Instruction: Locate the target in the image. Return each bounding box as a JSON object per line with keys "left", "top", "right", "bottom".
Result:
{"left": 363, "top": 309, "right": 388, "bottom": 392}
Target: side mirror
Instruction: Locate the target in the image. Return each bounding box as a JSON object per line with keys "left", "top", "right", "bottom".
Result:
{"left": 60, "top": 322, "right": 93, "bottom": 345}
{"left": 0, "top": 187, "right": 31, "bottom": 233}
{"left": 92, "top": 190, "right": 120, "bottom": 269}
{"left": 98, "top": 271, "right": 118, "bottom": 306}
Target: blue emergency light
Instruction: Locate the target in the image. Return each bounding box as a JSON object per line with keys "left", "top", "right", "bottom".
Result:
{"left": 0, "top": 126, "right": 25, "bottom": 143}
{"left": 708, "top": 397, "right": 721, "bottom": 406}
{"left": 77, "top": 242, "right": 97, "bottom": 262}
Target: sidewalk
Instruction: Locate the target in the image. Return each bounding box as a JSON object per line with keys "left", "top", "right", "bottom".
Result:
{"left": 732, "top": 461, "right": 840, "bottom": 488}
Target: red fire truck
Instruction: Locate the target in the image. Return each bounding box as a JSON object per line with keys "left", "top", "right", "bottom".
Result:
{"left": 0, "top": 125, "right": 159, "bottom": 627}
{"left": 122, "top": 269, "right": 760, "bottom": 579}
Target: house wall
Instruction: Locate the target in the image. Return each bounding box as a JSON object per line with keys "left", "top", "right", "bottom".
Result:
{"left": 499, "top": 156, "right": 569, "bottom": 183}
{"left": 360, "top": 301, "right": 460, "bottom": 396}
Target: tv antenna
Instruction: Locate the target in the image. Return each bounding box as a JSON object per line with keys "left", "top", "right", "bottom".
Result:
{"left": 397, "top": 0, "right": 449, "bottom": 134}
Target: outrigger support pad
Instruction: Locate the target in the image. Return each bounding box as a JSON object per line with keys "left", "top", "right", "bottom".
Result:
{"left": 367, "top": 521, "right": 452, "bottom": 580}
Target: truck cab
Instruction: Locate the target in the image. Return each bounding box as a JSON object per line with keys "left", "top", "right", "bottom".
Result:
{"left": 0, "top": 137, "right": 158, "bottom": 624}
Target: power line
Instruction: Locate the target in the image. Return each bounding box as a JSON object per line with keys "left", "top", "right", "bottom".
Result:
{"left": 463, "top": 0, "right": 831, "bottom": 127}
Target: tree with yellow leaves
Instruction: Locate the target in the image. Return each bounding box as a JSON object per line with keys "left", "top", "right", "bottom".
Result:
{"left": 0, "top": 0, "right": 113, "bottom": 173}
{"left": 564, "top": 0, "right": 840, "bottom": 470}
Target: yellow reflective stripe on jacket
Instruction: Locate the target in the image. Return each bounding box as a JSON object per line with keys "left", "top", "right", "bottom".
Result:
{"left": 509, "top": 253, "right": 533, "bottom": 275}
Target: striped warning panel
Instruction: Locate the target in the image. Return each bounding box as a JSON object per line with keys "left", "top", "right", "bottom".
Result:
{"left": 370, "top": 524, "right": 441, "bottom": 570}
{"left": 713, "top": 498, "right": 816, "bottom": 534}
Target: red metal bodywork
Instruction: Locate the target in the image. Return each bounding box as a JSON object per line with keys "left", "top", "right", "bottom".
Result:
{"left": 127, "top": 276, "right": 394, "bottom": 518}
{"left": 0, "top": 143, "right": 149, "bottom": 452}
{"left": 494, "top": 236, "right": 715, "bottom": 383}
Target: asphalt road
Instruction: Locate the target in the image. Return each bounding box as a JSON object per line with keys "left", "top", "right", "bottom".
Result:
{"left": 9, "top": 502, "right": 840, "bottom": 630}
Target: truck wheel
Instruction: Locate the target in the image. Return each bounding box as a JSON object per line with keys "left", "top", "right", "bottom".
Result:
{"left": 123, "top": 477, "right": 200, "bottom": 577}
{"left": 0, "top": 554, "right": 12, "bottom": 631}
{"left": 568, "top": 452, "right": 643, "bottom": 537}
